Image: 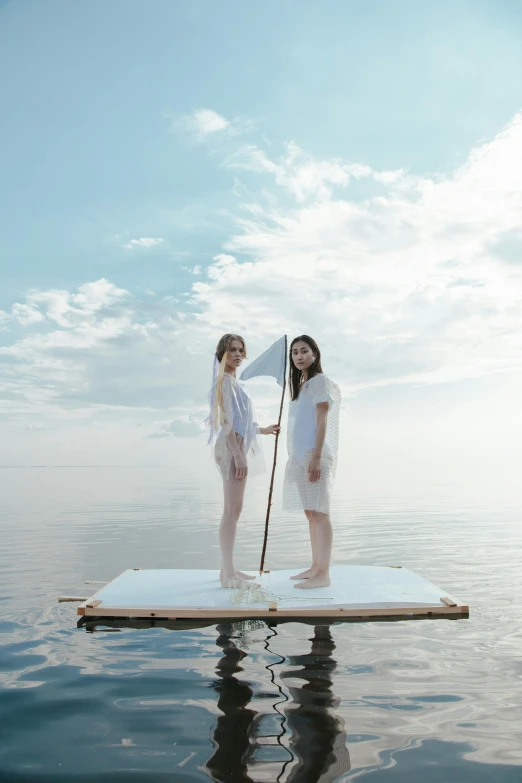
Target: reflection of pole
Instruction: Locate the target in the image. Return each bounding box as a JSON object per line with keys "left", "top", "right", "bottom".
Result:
{"left": 262, "top": 625, "right": 294, "bottom": 783}
{"left": 239, "top": 624, "right": 295, "bottom": 781}
{"left": 259, "top": 334, "right": 288, "bottom": 575}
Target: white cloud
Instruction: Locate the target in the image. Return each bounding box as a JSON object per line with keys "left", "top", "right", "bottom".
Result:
{"left": 224, "top": 141, "right": 372, "bottom": 201}
{"left": 124, "top": 237, "right": 165, "bottom": 249}
{"left": 3, "top": 113, "right": 522, "bottom": 444}
{"left": 175, "top": 108, "right": 258, "bottom": 144}
{"left": 181, "top": 264, "right": 203, "bottom": 275}
{"left": 191, "top": 113, "right": 522, "bottom": 391}
{"left": 9, "top": 279, "right": 129, "bottom": 329}
{"left": 0, "top": 279, "right": 171, "bottom": 422}
{"left": 11, "top": 303, "right": 44, "bottom": 325}
{"left": 179, "top": 108, "right": 230, "bottom": 141}
{"left": 146, "top": 415, "right": 204, "bottom": 439}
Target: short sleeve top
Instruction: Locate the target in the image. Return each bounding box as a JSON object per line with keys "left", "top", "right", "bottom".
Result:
{"left": 286, "top": 373, "right": 341, "bottom": 466}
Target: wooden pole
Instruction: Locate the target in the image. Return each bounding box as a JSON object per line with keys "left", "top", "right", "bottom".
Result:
{"left": 259, "top": 335, "right": 287, "bottom": 575}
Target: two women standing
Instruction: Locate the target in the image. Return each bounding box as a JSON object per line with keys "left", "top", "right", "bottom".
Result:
{"left": 207, "top": 333, "right": 341, "bottom": 589}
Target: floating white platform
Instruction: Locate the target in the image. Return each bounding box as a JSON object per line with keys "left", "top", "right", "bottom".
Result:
{"left": 77, "top": 566, "right": 468, "bottom": 621}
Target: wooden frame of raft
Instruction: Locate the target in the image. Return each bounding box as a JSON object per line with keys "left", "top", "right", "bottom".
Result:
{"left": 74, "top": 566, "right": 469, "bottom": 622}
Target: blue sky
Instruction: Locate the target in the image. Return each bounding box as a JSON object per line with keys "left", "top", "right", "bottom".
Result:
{"left": 1, "top": 0, "right": 522, "bottom": 474}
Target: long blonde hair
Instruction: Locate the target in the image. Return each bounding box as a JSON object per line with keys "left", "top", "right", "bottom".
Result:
{"left": 211, "top": 333, "right": 247, "bottom": 430}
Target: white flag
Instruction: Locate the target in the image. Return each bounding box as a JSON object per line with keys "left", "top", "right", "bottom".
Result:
{"left": 240, "top": 335, "right": 287, "bottom": 388}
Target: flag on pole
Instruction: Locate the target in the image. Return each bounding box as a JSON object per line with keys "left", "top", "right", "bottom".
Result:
{"left": 240, "top": 335, "right": 287, "bottom": 387}
{"left": 240, "top": 335, "right": 288, "bottom": 574}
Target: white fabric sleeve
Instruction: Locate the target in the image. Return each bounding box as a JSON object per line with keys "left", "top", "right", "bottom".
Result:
{"left": 221, "top": 375, "right": 236, "bottom": 435}
{"left": 310, "top": 373, "right": 334, "bottom": 406}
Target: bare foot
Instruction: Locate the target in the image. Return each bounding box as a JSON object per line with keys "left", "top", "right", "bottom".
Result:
{"left": 220, "top": 570, "right": 256, "bottom": 588}
{"left": 290, "top": 567, "right": 317, "bottom": 580}
{"left": 220, "top": 569, "right": 256, "bottom": 586}
{"left": 235, "top": 570, "right": 256, "bottom": 580}
{"left": 294, "top": 575, "right": 331, "bottom": 589}
{"left": 220, "top": 573, "right": 251, "bottom": 588}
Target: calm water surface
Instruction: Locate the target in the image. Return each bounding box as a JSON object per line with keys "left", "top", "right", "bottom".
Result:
{"left": 1, "top": 467, "right": 521, "bottom": 782}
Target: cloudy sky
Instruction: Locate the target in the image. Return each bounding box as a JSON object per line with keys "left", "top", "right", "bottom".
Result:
{"left": 1, "top": 0, "right": 522, "bottom": 480}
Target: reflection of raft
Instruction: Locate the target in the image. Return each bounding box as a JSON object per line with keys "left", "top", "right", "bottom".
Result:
{"left": 76, "top": 565, "right": 468, "bottom": 622}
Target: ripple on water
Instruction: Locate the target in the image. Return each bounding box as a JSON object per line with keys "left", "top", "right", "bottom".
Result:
{"left": 0, "top": 468, "right": 522, "bottom": 780}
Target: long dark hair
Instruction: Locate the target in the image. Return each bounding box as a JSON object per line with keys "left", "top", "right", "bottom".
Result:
{"left": 289, "top": 335, "right": 323, "bottom": 400}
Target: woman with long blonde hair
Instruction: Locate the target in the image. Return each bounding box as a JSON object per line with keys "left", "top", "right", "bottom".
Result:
{"left": 207, "top": 333, "right": 280, "bottom": 587}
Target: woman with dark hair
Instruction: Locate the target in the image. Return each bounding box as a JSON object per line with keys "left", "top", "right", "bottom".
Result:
{"left": 283, "top": 335, "right": 341, "bottom": 589}
{"left": 206, "top": 333, "right": 280, "bottom": 587}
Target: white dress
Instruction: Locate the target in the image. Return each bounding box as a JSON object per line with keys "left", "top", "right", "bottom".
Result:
{"left": 212, "top": 374, "right": 265, "bottom": 481}
{"left": 283, "top": 373, "right": 341, "bottom": 514}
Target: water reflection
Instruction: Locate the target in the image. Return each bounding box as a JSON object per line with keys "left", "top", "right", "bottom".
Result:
{"left": 4, "top": 468, "right": 522, "bottom": 778}
{"left": 82, "top": 618, "right": 351, "bottom": 781}
{"left": 282, "top": 625, "right": 351, "bottom": 783}
{"left": 205, "top": 624, "right": 258, "bottom": 783}
{"left": 205, "top": 622, "right": 350, "bottom": 783}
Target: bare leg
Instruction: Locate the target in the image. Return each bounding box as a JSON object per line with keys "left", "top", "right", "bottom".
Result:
{"left": 295, "top": 510, "right": 332, "bottom": 589}
{"left": 290, "top": 511, "right": 319, "bottom": 579}
{"left": 219, "top": 476, "right": 253, "bottom": 587}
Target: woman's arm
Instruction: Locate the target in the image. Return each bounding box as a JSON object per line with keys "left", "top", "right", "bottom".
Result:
{"left": 225, "top": 429, "right": 242, "bottom": 458}
{"left": 225, "top": 429, "right": 248, "bottom": 479}
{"left": 259, "top": 424, "right": 281, "bottom": 435}
{"left": 309, "top": 402, "right": 329, "bottom": 483}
